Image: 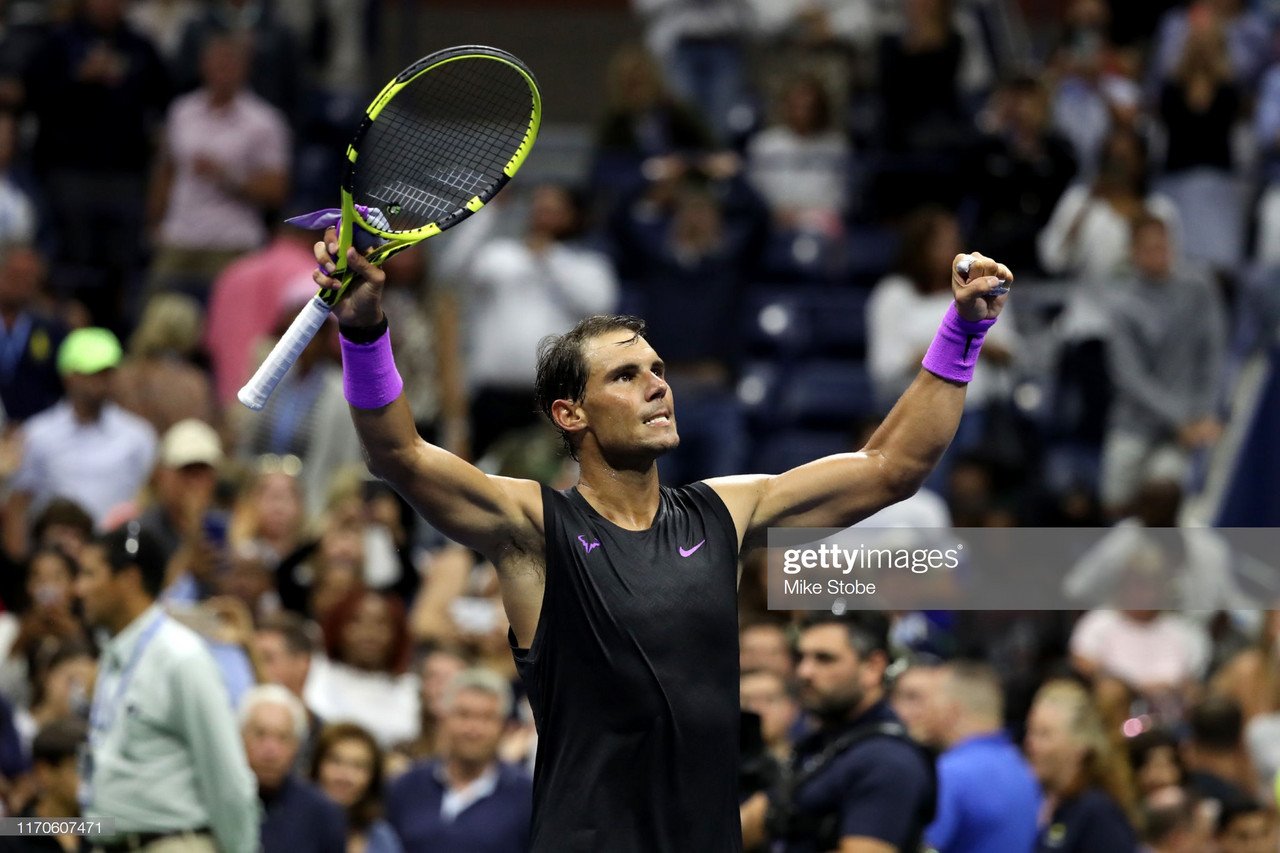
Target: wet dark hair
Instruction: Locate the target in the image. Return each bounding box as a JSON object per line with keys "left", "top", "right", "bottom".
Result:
{"left": 534, "top": 315, "right": 647, "bottom": 460}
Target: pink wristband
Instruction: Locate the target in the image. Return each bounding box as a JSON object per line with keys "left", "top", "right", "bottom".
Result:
{"left": 921, "top": 303, "right": 997, "bottom": 384}
{"left": 340, "top": 327, "right": 404, "bottom": 409}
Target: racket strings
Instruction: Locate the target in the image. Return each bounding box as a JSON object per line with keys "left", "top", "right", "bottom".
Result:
{"left": 353, "top": 57, "right": 534, "bottom": 234}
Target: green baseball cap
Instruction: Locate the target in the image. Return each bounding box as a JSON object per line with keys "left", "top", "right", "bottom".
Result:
{"left": 57, "top": 328, "right": 123, "bottom": 376}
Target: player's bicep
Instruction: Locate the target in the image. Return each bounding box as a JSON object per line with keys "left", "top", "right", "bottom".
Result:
{"left": 377, "top": 439, "right": 542, "bottom": 554}
{"left": 743, "top": 452, "right": 907, "bottom": 545}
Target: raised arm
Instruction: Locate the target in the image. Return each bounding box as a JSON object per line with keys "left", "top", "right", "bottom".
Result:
{"left": 709, "top": 253, "right": 1012, "bottom": 550}
{"left": 315, "top": 234, "right": 544, "bottom": 561}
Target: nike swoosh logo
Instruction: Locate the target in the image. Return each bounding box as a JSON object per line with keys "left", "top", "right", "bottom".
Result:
{"left": 678, "top": 540, "right": 705, "bottom": 557}
{"left": 962, "top": 333, "right": 976, "bottom": 361}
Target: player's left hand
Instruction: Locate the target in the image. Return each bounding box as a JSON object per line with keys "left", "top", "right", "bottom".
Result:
{"left": 953, "top": 252, "right": 1013, "bottom": 323}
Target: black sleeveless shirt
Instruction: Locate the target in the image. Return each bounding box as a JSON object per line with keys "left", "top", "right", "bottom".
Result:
{"left": 510, "top": 483, "right": 743, "bottom": 853}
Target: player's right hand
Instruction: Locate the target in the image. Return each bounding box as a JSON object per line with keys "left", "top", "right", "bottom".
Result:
{"left": 314, "top": 226, "right": 387, "bottom": 328}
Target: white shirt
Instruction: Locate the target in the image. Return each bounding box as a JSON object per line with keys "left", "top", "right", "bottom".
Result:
{"left": 1069, "top": 609, "right": 1210, "bottom": 689}
{"left": 0, "top": 178, "right": 35, "bottom": 244}
{"left": 745, "top": 126, "right": 850, "bottom": 219}
{"left": 12, "top": 401, "right": 156, "bottom": 527}
{"left": 464, "top": 240, "right": 618, "bottom": 389}
{"left": 85, "top": 606, "right": 259, "bottom": 853}
{"left": 159, "top": 90, "right": 290, "bottom": 250}
{"left": 437, "top": 763, "right": 500, "bottom": 823}
{"left": 304, "top": 655, "right": 421, "bottom": 748}
{"left": 1037, "top": 184, "right": 1180, "bottom": 282}
{"left": 1063, "top": 521, "right": 1253, "bottom": 620}
{"left": 866, "top": 275, "right": 1018, "bottom": 408}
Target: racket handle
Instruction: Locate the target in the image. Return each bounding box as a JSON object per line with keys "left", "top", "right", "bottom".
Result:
{"left": 237, "top": 296, "right": 333, "bottom": 410}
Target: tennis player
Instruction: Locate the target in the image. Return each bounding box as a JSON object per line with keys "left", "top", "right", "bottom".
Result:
{"left": 315, "top": 231, "right": 1010, "bottom": 852}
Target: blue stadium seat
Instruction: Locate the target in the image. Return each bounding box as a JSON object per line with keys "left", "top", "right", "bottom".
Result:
{"left": 804, "top": 289, "right": 869, "bottom": 358}
{"left": 759, "top": 230, "right": 847, "bottom": 284}
{"left": 845, "top": 224, "right": 899, "bottom": 287}
{"left": 752, "top": 429, "right": 851, "bottom": 474}
{"left": 778, "top": 360, "right": 878, "bottom": 428}
{"left": 742, "top": 287, "right": 812, "bottom": 357}
{"left": 736, "top": 360, "right": 785, "bottom": 426}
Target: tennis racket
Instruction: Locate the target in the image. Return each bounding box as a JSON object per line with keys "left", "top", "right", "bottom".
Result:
{"left": 238, "top": 45, "right": 542, "bottom": 410}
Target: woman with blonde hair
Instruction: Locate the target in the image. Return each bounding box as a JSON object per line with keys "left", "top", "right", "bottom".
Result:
{"left": 113, "top": 292, "right": 217, "bottom": 433}
{"left": 1025, "top": 679, "right": 1139, "bottom": 852}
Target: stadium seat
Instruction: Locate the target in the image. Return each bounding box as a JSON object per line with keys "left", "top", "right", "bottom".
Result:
{"left": 752, "top": 429, "right": 851, "bottom": 474}
{"left": 736, "top": 360, "right": 785, "bottom": 426}
{"left": 804, "top": 289, "right": 869, "bottom": 358}
{"left": 844, "top": 224, "right": 899, "bottom": 287}
{"left": 778, "top": 360, "right": 878, "bottom": 428}
{"left": 742, "top": 287, "right": 812, "bottom": 357}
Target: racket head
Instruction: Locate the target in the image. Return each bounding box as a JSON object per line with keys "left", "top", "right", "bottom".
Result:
{"left": 345, "top": 45, "right": 541, "bottom": 249}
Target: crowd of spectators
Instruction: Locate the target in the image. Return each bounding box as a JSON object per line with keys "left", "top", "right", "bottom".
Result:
{"left": 0, "top": 0, "right": 1277, "bottom": 850}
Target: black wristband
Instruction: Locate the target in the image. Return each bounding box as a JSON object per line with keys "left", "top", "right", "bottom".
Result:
{"left": 338, "top": 316, "right": 389, "bottom": 344}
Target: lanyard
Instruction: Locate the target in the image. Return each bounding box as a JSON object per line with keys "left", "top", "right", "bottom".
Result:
{"left": 89, "top": 614, "right": 166, "bottom": 744}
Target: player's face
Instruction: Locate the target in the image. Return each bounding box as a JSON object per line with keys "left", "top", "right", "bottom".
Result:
{"left": 577, "top": 330, "right": 678, "bottom": 461}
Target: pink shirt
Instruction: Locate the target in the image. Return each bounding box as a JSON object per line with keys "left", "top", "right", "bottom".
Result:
{"left": 205, "top": 237, "right": 317, "bottom": 403}
{"left": 1070, "top": 609, "right": 1209, "bottom": 689}
{"left": 159, "top": 90, "right": 290, "bottom": 250}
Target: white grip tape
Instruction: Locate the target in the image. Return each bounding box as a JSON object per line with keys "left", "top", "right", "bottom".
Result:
{"left": 237, "top": 296, "right": 333, "bottom": 410}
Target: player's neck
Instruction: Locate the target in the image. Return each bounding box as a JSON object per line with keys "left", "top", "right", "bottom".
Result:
{"left": 576, "top": 460, "right": 661, "bottom": 531}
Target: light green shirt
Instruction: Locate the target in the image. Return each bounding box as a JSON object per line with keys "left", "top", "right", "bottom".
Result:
{"left": 84, "top": 605, "right": 259, "bottom": 853}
